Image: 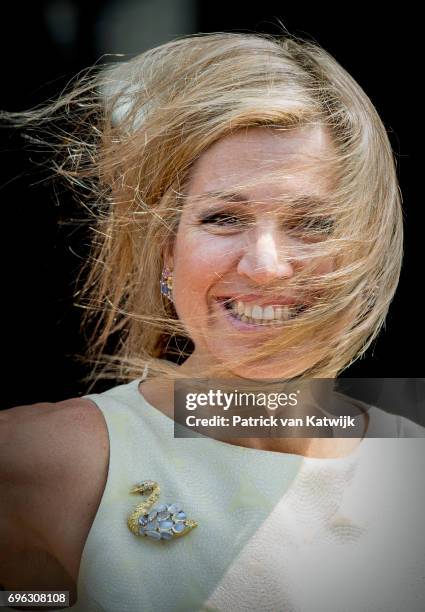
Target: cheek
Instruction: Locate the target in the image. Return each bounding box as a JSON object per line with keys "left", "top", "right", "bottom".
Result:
{"left": 174, "top": 230, "right": 239, "bottom": 288}
{"left": 309, "top": 242, "right": 335, "bottom": 275}
{"left": 319, "top": 256, "right": 335, "bottom": 274}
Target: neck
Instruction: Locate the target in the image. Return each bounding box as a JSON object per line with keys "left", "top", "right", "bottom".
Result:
{"left": 138, "top": 368, "right": 369, "bottom": 459}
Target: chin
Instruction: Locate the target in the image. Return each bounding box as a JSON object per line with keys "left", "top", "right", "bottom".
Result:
{"left": 219, "top": 357, "right": 308, "bottom": 381}
{"left": 195, "top": 340, "right": 312, "bottom": 380}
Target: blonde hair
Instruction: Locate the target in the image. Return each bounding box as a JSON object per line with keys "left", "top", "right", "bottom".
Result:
{"left": 2, "top": 31, "right": 403, "bottom": 387}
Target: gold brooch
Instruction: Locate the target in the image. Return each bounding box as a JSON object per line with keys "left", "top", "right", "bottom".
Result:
{"left": 127, "top": 480, "right": 198, "bottom": 541}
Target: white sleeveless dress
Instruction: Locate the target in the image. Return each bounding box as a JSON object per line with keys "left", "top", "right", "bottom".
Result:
{"left": 66, "top": 377, "right": 425, "bottom": 612}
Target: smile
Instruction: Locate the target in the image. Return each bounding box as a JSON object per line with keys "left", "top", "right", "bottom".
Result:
{"left": 216, "top": 298, "right": 306, "bottom": 330}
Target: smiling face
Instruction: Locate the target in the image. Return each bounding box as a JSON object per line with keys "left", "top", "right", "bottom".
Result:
{"left": 166, "top": 125, "right": 339, "bottom": 379}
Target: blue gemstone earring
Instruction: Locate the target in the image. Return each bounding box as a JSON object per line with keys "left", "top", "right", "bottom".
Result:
{"left": 160, "top": 266, "right": 173, "bottom": 302}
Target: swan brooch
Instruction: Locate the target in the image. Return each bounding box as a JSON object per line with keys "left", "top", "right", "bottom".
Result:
{"left": 127, "top": 480, "right": 198, "bottom": 541}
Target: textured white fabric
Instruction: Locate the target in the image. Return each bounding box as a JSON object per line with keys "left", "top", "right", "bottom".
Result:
{"left": 68, "top": 379, "right": 425, "bottom": 612}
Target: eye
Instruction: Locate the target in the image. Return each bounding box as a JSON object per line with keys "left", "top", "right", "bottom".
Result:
{"left": 200, "top": 212, "right": 248, "bottom": 226}
{"left": 286, "top": 216, "right": 335, "bottom": 237}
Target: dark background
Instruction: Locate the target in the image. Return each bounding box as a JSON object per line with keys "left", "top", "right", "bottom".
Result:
{"left": 1, "top": 2, "right": 421, "bottom": 409}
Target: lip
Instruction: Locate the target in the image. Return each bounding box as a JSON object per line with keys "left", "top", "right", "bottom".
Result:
{"left": 215, "top": 299, "right": 285, "bottom": 332}
{"left": 215, "top": 294, "right": 301, "bottom": 307}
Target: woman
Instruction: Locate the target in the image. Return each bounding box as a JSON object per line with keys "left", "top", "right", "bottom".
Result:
{"left": 1, "top": 32, "right": 424, "bottom": 611}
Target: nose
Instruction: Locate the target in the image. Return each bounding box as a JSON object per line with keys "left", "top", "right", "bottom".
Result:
{"left": 236, "top": 224, "right": 296, "bottom": 284}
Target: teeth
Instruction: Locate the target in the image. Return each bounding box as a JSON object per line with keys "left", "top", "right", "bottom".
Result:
{"left": 262, "top": 305, "right": 274, "bottom": 320}
{"left": 222, "top": 298, "right": 302, "bottom": 324}
{"left": 251, "top": 305, "right": 262, "bottom": 319}
{"left": 275, "top": 306, "right": 290, "bottom": 321}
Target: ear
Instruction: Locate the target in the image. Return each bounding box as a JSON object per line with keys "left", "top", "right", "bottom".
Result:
{"left": 163, "top": 239, "right": 174, "bottom": 271}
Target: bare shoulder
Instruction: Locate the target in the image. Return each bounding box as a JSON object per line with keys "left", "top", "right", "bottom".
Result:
{"left": 0, "top": 396, "right": 109, "bottom": 593}
{"left": 1, "top": 396, "right": 108, "bottom": 491}
{"left": 1, "top": 394, "right": 106, "bottom": 440}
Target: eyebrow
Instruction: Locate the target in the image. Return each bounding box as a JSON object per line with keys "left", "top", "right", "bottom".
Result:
{"left": 198, "top": 190, "right": 330, "bottom": 209}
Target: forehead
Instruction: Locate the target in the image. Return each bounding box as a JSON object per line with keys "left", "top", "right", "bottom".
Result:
{"left": 186, "top": 125, "right": 335, "bottom": 201}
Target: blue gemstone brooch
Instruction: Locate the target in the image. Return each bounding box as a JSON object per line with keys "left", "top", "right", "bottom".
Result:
{"left": 127, "top": 480, "right": 198, "bottom": 541}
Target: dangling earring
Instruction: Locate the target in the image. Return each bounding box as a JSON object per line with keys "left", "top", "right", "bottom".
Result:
{"left": 160, "top": 266, "right": 173, "bottom": 302}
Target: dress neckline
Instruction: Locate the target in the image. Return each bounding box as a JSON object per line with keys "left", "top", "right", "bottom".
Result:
{"left": 129, "top": 377, "right": 372, "bottom": 465}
